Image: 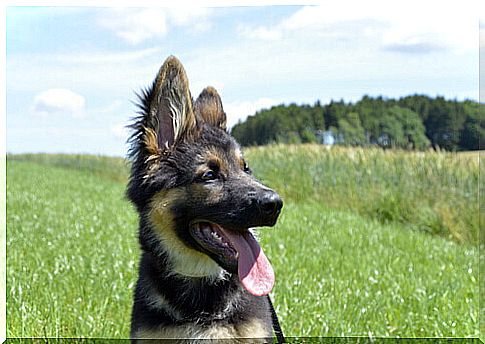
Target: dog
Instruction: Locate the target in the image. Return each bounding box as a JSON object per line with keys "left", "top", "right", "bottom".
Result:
{"left": 126, "top": 56, "right": 284, "bottom": 342}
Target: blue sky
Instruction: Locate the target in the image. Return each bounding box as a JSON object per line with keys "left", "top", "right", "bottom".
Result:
{"left": 6, "top": 4, "right": 483, "bottom": 156}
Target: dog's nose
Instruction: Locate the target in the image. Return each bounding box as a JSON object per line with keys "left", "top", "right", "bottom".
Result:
{"left": 258, "top": 191, "right": 283, "bottom": 218}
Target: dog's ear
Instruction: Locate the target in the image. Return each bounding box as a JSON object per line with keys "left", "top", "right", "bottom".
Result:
{"left": 151, "top": 56, "right": 196, "bottom": 149}
{"left": 194, "top": 86, "right": 227, "bottom": 131}
{"left": 140, "top": 56, "right": 196, "bottom": 158}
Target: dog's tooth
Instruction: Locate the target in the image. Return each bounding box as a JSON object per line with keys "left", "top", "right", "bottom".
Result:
{"left": 212, "top": 231, "right": 221, "bottom": 239}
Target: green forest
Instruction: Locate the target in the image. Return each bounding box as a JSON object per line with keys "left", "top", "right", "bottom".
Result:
{"left": 231, "top": 95, "right": 483, "bottom": 151}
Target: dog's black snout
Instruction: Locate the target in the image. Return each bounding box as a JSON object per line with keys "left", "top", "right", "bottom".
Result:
{"left": 258, "top": 191, "right": 283, "bottom": 218}
{"left": 243, "top": 188, "right": 283, "bottom": 227}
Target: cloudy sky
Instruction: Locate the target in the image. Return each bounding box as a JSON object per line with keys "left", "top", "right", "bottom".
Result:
{"left": 6, "top": 3, "right": 483, "bottom": 156}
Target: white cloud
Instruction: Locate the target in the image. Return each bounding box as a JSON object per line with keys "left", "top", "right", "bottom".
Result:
{"left": 167, "top": 7, "right": 212, "bottom": 29}
{"left": 31, "top": 89, "right": 86, "bottom": 118}
{"left": 92, "top": 100, "right": 124, "bottom": 115}
{"left": 99, "top": 9, "right": 168, "bottom": 45}
{"left": 240, "top": 1, "right": 479, "bottom": 53}
{"left": 98, "top": 7, "right": 213, "bottom": 45}
{"left": 53, "top": 47, "right": 162, "bottom": 65}
{"left": 111, "top": 122, "right": 130, "bottom": 140}
{"left": 224, "top": 98, "right": 281, "bottom": 129}
{"left": 238, "top": 24, "right": 281, "bottom": 41}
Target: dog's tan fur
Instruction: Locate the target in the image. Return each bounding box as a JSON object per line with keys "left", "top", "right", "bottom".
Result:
{"left": 133, "top": 317, "right": 270, "bottom": 342}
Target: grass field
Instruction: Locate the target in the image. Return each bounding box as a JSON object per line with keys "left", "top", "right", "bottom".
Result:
{"left": 6, "top": 145, "right": 480, "bottom": 338}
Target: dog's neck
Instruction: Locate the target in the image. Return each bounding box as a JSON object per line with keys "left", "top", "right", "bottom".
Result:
{"left": 140, "top": 250, "right": 245, "bottom": 324}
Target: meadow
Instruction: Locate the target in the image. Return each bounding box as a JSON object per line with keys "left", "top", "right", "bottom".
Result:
{"left": 6, "top": 145, "right": 481, "bottom": 339}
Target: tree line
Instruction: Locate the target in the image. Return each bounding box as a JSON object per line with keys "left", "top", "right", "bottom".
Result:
{"left": 230, "top": 95, "right": 483, "bottom": 151}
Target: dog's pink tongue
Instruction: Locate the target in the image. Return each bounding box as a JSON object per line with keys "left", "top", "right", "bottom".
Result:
{"left": 223, "top": 230, "right": 274, "bottom": 296}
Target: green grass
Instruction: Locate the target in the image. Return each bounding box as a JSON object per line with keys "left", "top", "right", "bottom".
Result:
{"left": 7, "top": 161, "right": 137, "bottom": 337}
{"left": 262, "top": 203, "right": 478, "bottom": 337}
{"left": 8, "top": 153, "right": 130, "bottom": 183}
{"left": 6, "top": 146, "right": 480, "bottom": 338}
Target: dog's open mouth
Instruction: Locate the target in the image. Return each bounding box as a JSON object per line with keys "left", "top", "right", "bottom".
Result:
{"left": 190, "top": 221, "right": 274, "bottom": 296}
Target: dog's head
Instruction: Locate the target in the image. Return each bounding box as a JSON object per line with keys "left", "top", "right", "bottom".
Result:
{"left": 127, "top": 56, "right": 282, "bottom": 296}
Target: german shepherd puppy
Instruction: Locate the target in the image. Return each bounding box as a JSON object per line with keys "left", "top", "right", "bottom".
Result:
{"left": 127, "top": 56, "right": 283, "bottom": 342}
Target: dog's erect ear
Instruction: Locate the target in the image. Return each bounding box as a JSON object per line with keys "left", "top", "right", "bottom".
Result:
{"left": 146, "top": 56, "right": 196, "bottom": 154}
{"left": 194, "top": 87, "right": 227, "bottom": 131}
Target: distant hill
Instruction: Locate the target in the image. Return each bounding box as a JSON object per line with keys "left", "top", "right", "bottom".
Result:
{"left": 231, "top": 95, "right": 483, "bottom": 151}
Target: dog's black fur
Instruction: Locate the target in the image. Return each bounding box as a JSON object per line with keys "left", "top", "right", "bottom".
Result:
{"left": 127, "top": 56, "right": 283, "bottom": 341}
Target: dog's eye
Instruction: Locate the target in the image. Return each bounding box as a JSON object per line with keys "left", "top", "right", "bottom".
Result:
{"left": 202, "top": 170, "right": 217, "bottom": 181}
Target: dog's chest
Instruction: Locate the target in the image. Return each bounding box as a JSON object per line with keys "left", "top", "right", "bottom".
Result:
{"left": 133, "top": 317, "right": 272, "bottom": 342}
